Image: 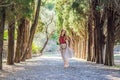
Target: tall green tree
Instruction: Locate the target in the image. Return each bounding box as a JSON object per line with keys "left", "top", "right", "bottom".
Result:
{"left": 21, "top": 0, "right": 41, "bottom": 61}
{"left": 14, "top": 0, "right": 34, "bottom": 62}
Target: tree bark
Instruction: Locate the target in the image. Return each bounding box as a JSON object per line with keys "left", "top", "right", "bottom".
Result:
{"left": 26, "top": 45, "right": 32, "bottom": 59}
{"left": 22, "top": 19, "right": 31, "bottom": 59}
{"left": 83, "top": 37, "right": 87, "bottom": 59}
{"left": 87, "top": 12, "right": 93, "bottom": 61}
{"left": 40, "top": 38, "right": 49, "bottom": 54}
{"left": 7, "top": 19, "right": 15, "bottom": 65}
{"left": 14, "top": 18, "right": 30, "bottom": 62}
{"left": 104, "top": 6, "right": 115, "bottom": 66}
{"left": 0, "top": 8, "right": 6, "bottom": 69}
{"left": 14, "top": 18, "right": 25, "bottom": 63}
{"left": 92, "top": 0, "right": 103, "bottom": 64}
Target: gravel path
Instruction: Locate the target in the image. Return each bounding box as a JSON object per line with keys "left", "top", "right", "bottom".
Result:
{"left": 0, "top": 54, "right": 120, "bottom": 80}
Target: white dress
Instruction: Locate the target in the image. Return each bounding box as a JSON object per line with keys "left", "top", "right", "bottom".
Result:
{"left": 65, "top": 47, "right": 74, "bottom": 59}
{"left": 60, "top": 42, "right": 74, "bottom": 60}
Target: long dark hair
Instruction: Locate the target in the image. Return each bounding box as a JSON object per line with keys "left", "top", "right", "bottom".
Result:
{"left": 60, "top": 29, "right": 66, "bottom": 37}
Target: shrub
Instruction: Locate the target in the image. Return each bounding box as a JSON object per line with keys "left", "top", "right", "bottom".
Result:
{"left": 4, "top": 30, "right": 8, "bottom": 40}
{"left": 32, "top": 43, "right": 40, "bottom": 54}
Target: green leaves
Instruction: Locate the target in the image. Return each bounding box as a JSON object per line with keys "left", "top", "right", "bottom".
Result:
{"left": 72, "top": 2, "right": 79, "bottom": 9}
{"left": 15, "top": 0, "right": 34, "bottom": 19}
{"left": 101, "top": 0, "right": 109, "bottom": 4}
{"left": 45, "top": 3, "right": 54, "bottom": 10}
{"left": 36, "top": 19, "right": 45, "bottom": 33}
{"left": 4, "top": 0, "right": 35, "bottom": 22}
{"left": 55, "top": 0, "right": 89, "bottom": 37}
{"left": 95, "top": 6, "right": 101, "bottom": 11}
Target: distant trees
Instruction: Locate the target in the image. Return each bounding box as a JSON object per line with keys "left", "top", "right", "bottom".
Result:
{"left": 56, "top": 0, "right": 88, "bottom": 59}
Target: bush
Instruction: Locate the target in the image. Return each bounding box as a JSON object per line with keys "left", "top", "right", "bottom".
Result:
{"left": 4, "top": 30, "right": 8, "bottom": 40}
{"left": 51, "top": 32, "right": 59, "bottom": 40}
{"left": 32, "top": 43, "right": 40, "bottom": 54}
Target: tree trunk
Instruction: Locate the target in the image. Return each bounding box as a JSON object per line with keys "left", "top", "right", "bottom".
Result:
{"left": 14, "top": 18, "right": 30, "bottom": 62}
{"left": 40, "top": 38, "right": 49, "bottom": 54}
{"left": 83, "top": 37, "right": 87, "bottom": 59}
{"left": 87, "top": 12, "right": 93, "bottom": 61}
{"left": 0, "top": 8, "right": 6, "bottom": 69}
{"left": 75, "top": 36, "right": 79, "bottom": 58}
{"left": 20, "top": 0, "right": 41, "bottom": 61}
{"left": 79, "top": 40, "right": 83, "bottom": 58}
{"left": 26, "top": 45, "right": 32, "bottom": 59}
{"left": 92, "top": 0, "right": 103, "bottom": 64}
{"left": 77, "top": 38, "right": 80, "bottom": 58}
{"left": 71, "top": 32, "right": 76, "bottom": 57}
{"left": 75, "top": 35, "right": 78, "bottom": 57}
{"left": 74, "top": 37, "right": 78, "bottom": 57}
{"left": 14, "top": 18, "right": 25, "bottom": 63}
{"left": 7, "top": 20, "right": 15, "bottom": 65}
{"left": 104, "top": 6, "right": 115, "bottom": 66}
{"left": 23, "top": 19, "right": 31, "bottom": 59}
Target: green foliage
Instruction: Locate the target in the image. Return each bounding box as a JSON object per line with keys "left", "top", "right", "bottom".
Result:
{"left": 15, "top": 0, "right": 34, "bottom": 19}
{"left": 36, "top": 18, "right": 45, "bottom": 33}
{"left": 32, "top": 43, "right": 40, "bottom": 54}
{"left": 72, "top": 0, "right": 88, "bottom": 16}
{"left": 51, "top": 31, "right": 59, "bottom": 40}
{"left": 72, "top": 2, "right": 79, "bottom": 9}
{"left": 4, "top": 30, "right": 8, "bottom": 40}
{"left": 45, "top": 3, "right": 54, "bottom": 10}
{"left": 4, "top": 30, "right": 17, "bottom": 40}
{"left": 5, "top": 0, "right": 34, "bottom": 22}
{"left": 95, "top": 6, "right": 101, "bottom": 11}
{"left": 101, "top": 0, "right": 109, "bottom": 4}
{"left": 55, "top": 0, "right": 89, "bottom": 37}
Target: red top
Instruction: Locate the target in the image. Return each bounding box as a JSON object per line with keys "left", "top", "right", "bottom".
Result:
{"left": 59, "top": 36, "right": 66, "bottom": 44}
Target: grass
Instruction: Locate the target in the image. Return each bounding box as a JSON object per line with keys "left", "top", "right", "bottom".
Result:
{"left": 114, "top": 54, "right": 120, "bottom": 60}
{"left": 112, "top": 65, "right": 120, "bottom": 68}
{"left": 114, "top": 54, "right": 120, "bottom": 56}
{"left": 114, "top": 54, "right": 120, "bottom": 68}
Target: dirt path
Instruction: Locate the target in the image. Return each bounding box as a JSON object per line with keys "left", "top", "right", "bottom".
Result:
{"left": 0, "top": 53, "right": 120, "bottom": 80}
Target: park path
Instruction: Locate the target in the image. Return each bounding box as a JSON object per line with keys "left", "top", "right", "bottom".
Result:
{"left": 0, "top": 53, "right": 120, "bottom": 80}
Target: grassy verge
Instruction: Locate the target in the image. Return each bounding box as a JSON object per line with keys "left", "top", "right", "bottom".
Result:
{"left": 114, "top": 54, "right": 120, "bottom": 59}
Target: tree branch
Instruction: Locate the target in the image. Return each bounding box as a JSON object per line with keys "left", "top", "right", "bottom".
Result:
{"left": 46, "top": 14, "right": 54, "bottom": 26}
{"left": 48, "top": 30, "right": 55, "bottom": 39}
{"left": 0, "top": 2, "right": 15, "bottom": 7}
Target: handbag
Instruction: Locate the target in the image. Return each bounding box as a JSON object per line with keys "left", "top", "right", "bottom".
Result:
{"left": 60, "top": 44, "right": 67, "bottom": 49}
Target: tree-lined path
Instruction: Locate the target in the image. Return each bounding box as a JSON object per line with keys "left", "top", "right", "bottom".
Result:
{"left": 0, "top": 0, "right": 120, "bottom": 80}
{"left": 0, "top": 53, "right": 120, "bottom": 80}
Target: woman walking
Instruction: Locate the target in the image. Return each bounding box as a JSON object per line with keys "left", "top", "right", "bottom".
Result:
{"left": 59, "top": 29, "right": 73, "bottom": 68}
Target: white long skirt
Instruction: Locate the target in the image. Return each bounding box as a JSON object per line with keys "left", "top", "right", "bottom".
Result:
{"left": 60, "top": 45, "right": 74, "bottom": 61}
{"left": 65, "top": 47, "right": 74, "bottom": 59}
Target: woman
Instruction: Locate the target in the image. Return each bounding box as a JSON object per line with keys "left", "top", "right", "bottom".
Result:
{"left": 59, "top": 29, "right": 73, "bottom": 68}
